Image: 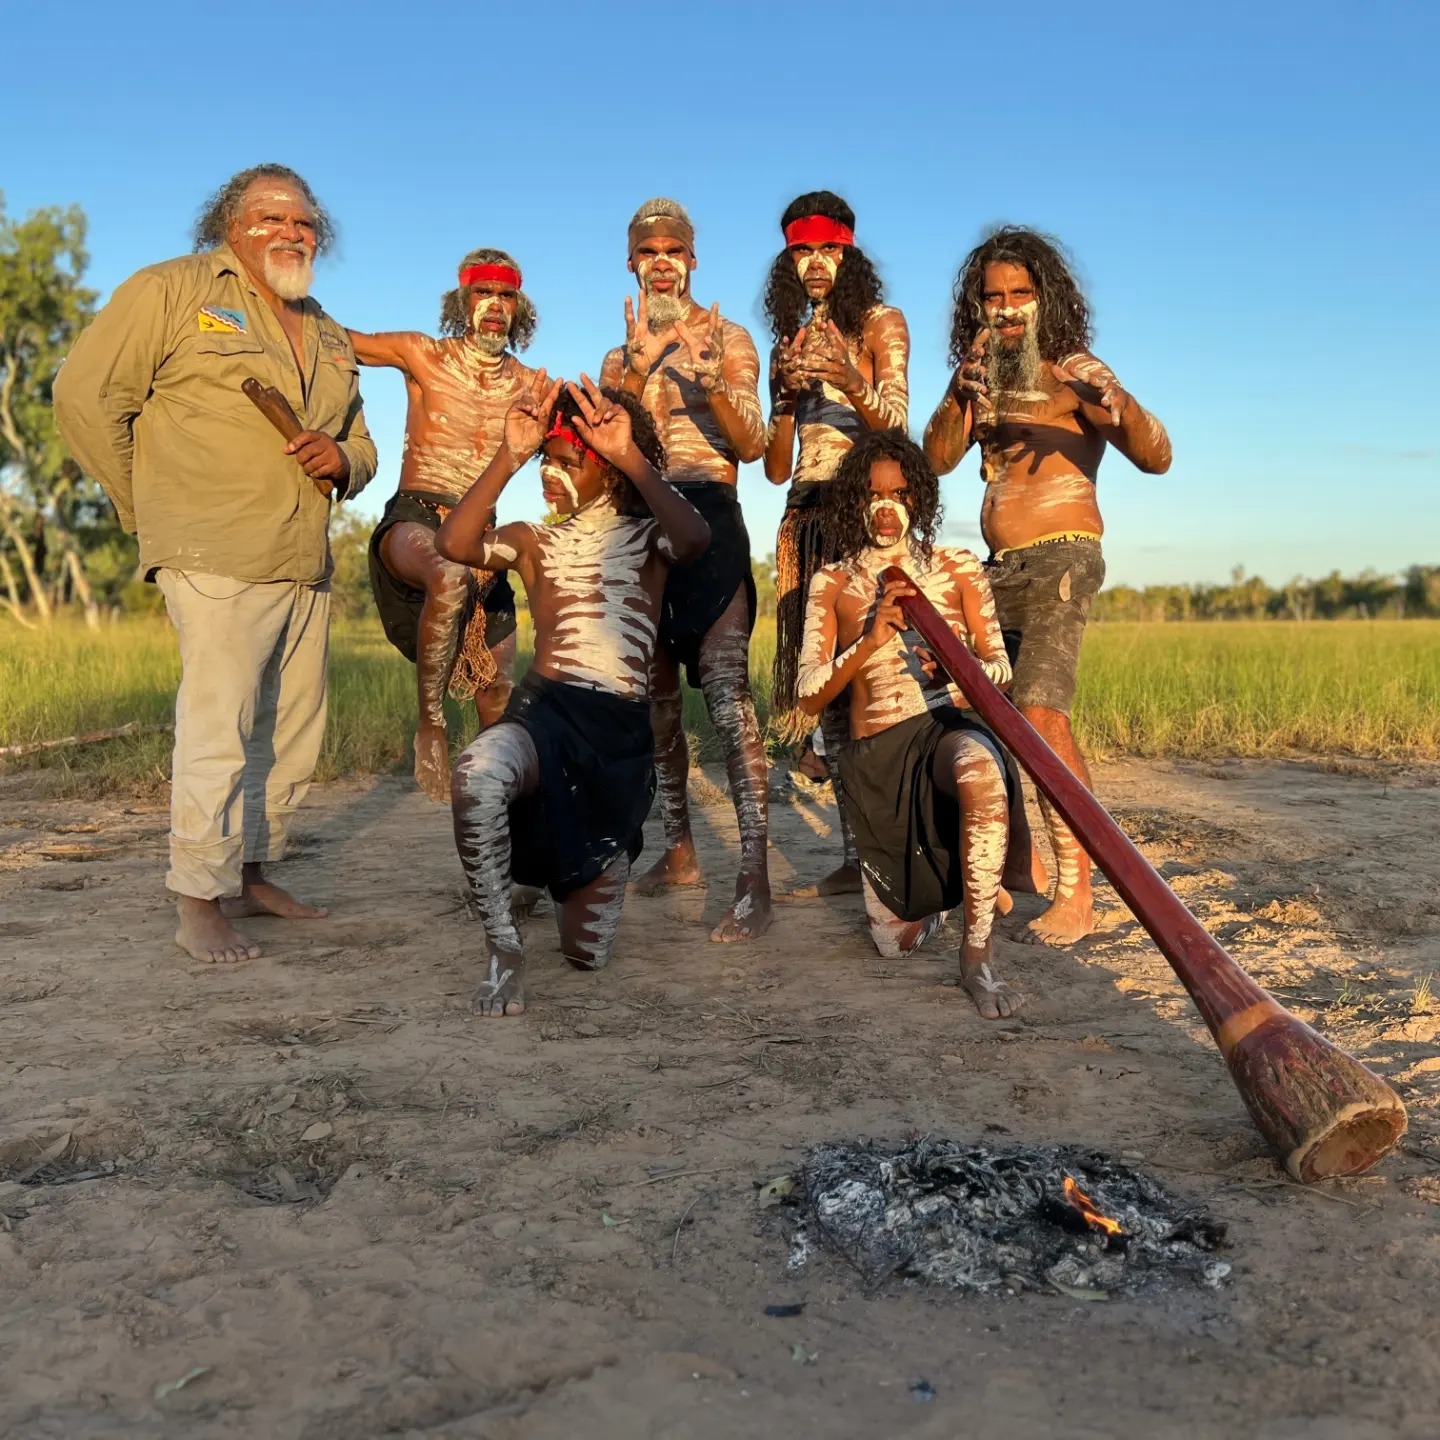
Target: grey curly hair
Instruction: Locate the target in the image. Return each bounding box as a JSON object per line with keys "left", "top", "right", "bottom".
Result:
{"left": 439, "top": 248, "right": 538, "bottom": 348}
{"left": 192, "top": 164, "right": 335, "bottom": 254}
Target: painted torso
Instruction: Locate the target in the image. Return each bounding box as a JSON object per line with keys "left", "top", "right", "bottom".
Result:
{"left": 800, "top": 543, "right": 1007, "bottom": 740}
{"left": 398, "top": 342, "right": 538, "bottom": 501}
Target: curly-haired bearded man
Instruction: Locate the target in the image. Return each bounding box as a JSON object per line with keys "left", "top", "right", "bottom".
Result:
{"left": 348, "top": 251, "right": 539, "bottom": 801}
{"left": 923, "top": 226, "right": 1172, "bottom": 945}
{"left": 599, "top": 198, "right": 772, "bottom": 943}
{"left": 762, "top": 190, "right": 909, "bottom": 895}
{"left": 54, "top": 164, "right": 376, "bottom": 964}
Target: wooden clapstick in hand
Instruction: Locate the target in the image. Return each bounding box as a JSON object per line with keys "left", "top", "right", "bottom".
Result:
{"left": 242, "top": 378, "right": 337, "bottom": 496}
{"left": 883, "top": 564, "right": 1407, "bottom": 1183}
{"left": 241, "top": 377, "right": 304, "bottom": 442}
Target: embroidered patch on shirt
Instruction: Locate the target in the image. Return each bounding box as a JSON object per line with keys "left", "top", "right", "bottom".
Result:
{"left": 198, "top": 306, "right": 247, "bottom": 334}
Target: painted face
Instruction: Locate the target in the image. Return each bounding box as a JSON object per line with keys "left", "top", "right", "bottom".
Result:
{"left": 226, "top": 180, "right": 318, "bottom": 302}
{"left": 980, "top": 262, "right": 1038, "bottom": 349}
{"left": 866, "top": 457, "right": 912, "bottom": 547}
{"left": 790, "top": 242, "right": 844, "bottom": 300}
{"left": 630, "top": 237, "right": 693, "bottom": 328}
{"left": 540, "top": 435, "right": 609, "bottom": 517}
{"left": 468, "top": 280, "right": 518, "bottom": 355}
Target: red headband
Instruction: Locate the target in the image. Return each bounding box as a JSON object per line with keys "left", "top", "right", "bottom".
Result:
{"left": 783, "top": 216, "right": 854, "bottom": 248}
{"left": 459, "top": 262, "right": 522, "bottom": 289}
{"left": 544, "top": 412, "right": 600, "bottom": 464}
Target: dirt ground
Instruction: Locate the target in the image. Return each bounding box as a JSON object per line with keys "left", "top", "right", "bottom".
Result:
{"left": 2, "top": 754, "right": 1439, "bottom": 1439}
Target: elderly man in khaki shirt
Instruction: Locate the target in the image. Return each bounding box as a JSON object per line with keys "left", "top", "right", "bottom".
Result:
{"left": 54, "top": 163, "right": 376, "bottom": 965}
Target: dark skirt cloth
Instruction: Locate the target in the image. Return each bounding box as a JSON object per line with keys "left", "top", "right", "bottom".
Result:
{"left": 773, "top": 480, "right": 834, "bottom": 742}
{"left": 503, "top": 671, "right": 655, "bottom": 902}
{"left": 838, "top": 705, "right": 1015, "bottom": 923}
{"left": 368, "top": 489, "right": 517, "bottom": 665}
{"left": 659, "top": 481, "right": 756, "bottom": 689}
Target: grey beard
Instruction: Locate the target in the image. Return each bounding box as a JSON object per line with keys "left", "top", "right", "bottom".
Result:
{"left": 264, "top": 250, "right": 313, "bottom": 301}
{"left": 646, "top": 292, "right": 684, "bottom": 330}
{"left": 471, "top": 329, "right": 508, "bottom": 356}
{"left": 986, "top": 326, "right": 1041, "bottom": 398}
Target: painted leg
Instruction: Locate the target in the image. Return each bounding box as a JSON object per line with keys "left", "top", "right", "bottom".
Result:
{"left": 557, "top": 853, "right": 630, "bottom": 971}
{"left": 631, "top": 648, "right": 703, "bottom": 895}
{"left": 698, "top": 589, "right": 772, "bottom": 942}
{"left": 935, "top": 733, "right": 1021, "bottom": 1018}
{"left": 382, "top": 523, "right": 470, "bottom": 803}
{"left": 795, "top": 702, "right": 862, "bottom": 897}
{"left": 1001, "top": 770, "right": 1049, "bottom": 896}
{"left": 862, "top": 872, "right": 944, "bottom": 959}
{"left": 451, "top": 722, "right": 539, "bottom": 1017}
{"left": 1017, "top": 705, "right": 1095, "bottom": 946}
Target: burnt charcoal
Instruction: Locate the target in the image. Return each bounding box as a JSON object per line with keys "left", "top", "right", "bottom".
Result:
{"left": 785, "top": 1138, "right": 1231, "bottom": 1297}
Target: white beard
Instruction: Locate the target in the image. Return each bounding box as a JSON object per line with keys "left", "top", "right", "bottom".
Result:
{"left": 985, "top": 304, "right": 1042, "bottom": 398}
{"left": 471, "top": 302, "right": 512, "bottom": 354}
{"left": 645, "top": 292, "right": 684, "bottom": 329}
{"left": 264, "top": 248, "right": 314, "bottom": 301}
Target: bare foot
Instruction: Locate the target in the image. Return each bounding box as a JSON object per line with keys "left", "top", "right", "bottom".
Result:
{"left": 1021, "top": 894, "right": 1094, "bottom": 947}
{"left": 512, "top": 883, "right": 544, "bottom": 919}
{"left": 995, "top": 886, "right": 1014, "bottom": 917}
{"left": 630, "top": 847, "right": 703, "bottom": 897}
{"left": 710, "top": 876, "right": 773, "bottom": 943}
{"left": 472, "top": 950, "right": 525, "bottom": 1018}
{"left": 958, "top": 945, "right": 1023, "bottom": 1019}
{"left": 1002, "top": 843, "right": 1049, "bottom": 896}
{"left": 788, "top": 862, "right": 862, "bottom": 899}
{"left": 175, "top": 895, "right": 261, "bottom": 964}
{"left": 222, "top": 869, "right": 328, "bottom": 920}
{"left": 414, "top": 723, "right": 451, "bottom": 803}
{"left": 892, "top": 913, "right": 945, "bottom": 956}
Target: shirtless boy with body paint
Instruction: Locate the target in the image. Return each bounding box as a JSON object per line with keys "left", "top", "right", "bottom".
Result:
{"left": 598, "top": 198, "right": 772, "bottom": 943}
{"left": 762, "top": 191, "right": 910, "bottom": 895}
{"left": 923, "top": 226, "right": 1172, "bottom": 945}
{"left": 436, "top": 375, "right": 710, "bottom": 1017}
{"left": 349, "top": 251, "right": 539, "bottom": 801}
{"left": 797, "top": 430, "right": 1020, "bottom": 1018}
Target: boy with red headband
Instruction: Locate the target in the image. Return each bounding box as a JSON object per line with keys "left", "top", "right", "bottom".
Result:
{"left": 598, "top": 198, "right": 773, "bottom": 944}
{"left": 762, "top": 191, "right": 911, "bottom": 896}
{"left": 436, "top": 374, "right": 710, "bottom": 1017}
{"left": 348, "top": 249, "right": 540, "bottom": 802}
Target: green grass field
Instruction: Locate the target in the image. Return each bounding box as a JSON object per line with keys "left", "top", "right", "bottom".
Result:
{"left": 3, "top": 616, "right": 1438, "bottom": 793}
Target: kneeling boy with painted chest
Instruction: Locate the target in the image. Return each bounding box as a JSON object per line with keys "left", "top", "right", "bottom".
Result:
{"left": 437, "top": 374, "right": 710, "bottom": 1017}
{"left": 796, "top": 430, "right": 1022, "bottom": 1019}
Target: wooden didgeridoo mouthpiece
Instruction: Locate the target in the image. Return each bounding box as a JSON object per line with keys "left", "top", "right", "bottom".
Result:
{"left": 241, "top": 377, "right": 304, "bottom": 442}
{"left": 882, "top": 565, "right": 1407, "bottom": 1182}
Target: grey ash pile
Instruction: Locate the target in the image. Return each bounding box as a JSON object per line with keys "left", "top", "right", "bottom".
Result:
{"left": 784, "top": 1138, "right": 1231, "bottom": 1299}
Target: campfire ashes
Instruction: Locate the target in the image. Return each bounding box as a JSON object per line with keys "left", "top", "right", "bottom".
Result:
{"left": 782, "top": 1139, "right": 1231, "bottom": 1298}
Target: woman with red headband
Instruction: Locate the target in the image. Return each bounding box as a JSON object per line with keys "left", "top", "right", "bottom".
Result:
{"left": 762, "top": 191, "right": 911, "bottom": 896}
{"left": 348, "top": 248, "right": 540, "bottom": 804}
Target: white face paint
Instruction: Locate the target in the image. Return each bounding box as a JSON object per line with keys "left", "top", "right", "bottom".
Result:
{"left": 984, "top": 298, "right": 1039, "bottom": 325}
{"left": 794, "top": 250, "right": 838, "bottom": 284}
{"left": 540, "top": 461, "right": 579, "bottom": 515}
{"left": 867, "top": 495, "right": 910, "bottom": 545}
{"left": 471, "top": 295, "right": 512, "bottom": 356}
{"left": 637, "top": 253, "right": 690, "bottom": 329}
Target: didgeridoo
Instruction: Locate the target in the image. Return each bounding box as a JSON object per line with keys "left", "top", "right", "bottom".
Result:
{"left": 241, "top": 377, "right": 304, "bottom": 442}
{"left": 883, "top": 565, "right": 1406, "bottom": 1182}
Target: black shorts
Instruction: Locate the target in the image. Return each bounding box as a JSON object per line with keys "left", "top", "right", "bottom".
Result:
{"left": 368, "top": 490, "right": 517, "bottom": 664}
{"left": 658, "top": 482, "right": 756, "bottom": 689}
{"left": 985, "top": 538, "right": 1105, "bottom": 715}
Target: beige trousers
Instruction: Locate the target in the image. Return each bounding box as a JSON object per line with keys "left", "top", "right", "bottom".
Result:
{"left": 156, "top": 569, "right": 330, "bottom": 900}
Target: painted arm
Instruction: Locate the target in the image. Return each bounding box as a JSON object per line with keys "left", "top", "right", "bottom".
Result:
{"left": 763, "top": 340, "right": 799, "bottom": 485}
{"left": 850, "top": 306, "right": 909, "bottom": 432}
{"left": 923, "top": 377, "right": 976, "bottom": 475}
{"left": 796, "top": 570, "right": 914, "bottom": 716}
{"left": 952, "top": 554, "right": 1013, "bottom": 688}
{"left": 51, "top": 269, "right": 170, "bottom": 532}
{"left": 434, "top": 444, "right": 526, "bottom": 568}
{"left": 345, "top": 329, "right": 422, "bottom": 375}
{"left": 694, "top": 318, "right": 765, "bottom": 463}
{"left": 1053, "top": 352, "right": 1173, "bottom": 474}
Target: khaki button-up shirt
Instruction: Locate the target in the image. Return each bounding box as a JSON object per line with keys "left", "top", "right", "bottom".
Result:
{"left": 53, "top": 243, "right": 377, "bottom": 585}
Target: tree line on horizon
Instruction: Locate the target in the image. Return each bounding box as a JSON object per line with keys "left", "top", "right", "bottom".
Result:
{"left": 3, "top": 197, "right": 1437, "bottom": 629}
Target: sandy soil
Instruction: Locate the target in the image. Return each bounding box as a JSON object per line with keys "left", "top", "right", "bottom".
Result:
{"left": 2, "top": 755, "right": 1439, "bottom": 1439}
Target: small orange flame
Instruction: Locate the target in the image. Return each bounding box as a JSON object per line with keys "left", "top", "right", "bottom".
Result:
{"left": 1062, "top": 1175, "right": 1124, "bottom": 1237}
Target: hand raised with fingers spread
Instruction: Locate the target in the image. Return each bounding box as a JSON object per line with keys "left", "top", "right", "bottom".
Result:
{"left": 796, "top": 320, "right": 864, "bottom": 397}
{"left": 566, "top": 373, "right": 635, "bottom": 468}
{"left": 624, "top": 290, "right": 668, "bottom": 376}
{"left": 1053, "top": 351, "right": 1126, "bottom": 425}
{"left": 954, "top": 327, "right": 993, "bottom": 422}
{"left": 773, "top": 327, "right": 809, "bottom": 396}
{"left": 501, "top": 368, "right": 563, "bottom": 462}
{"left": 675, "top": 302, "right": 726, "bottom": 390}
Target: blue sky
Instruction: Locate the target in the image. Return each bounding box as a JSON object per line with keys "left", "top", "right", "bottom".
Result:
{"left": 6, "top": 0, "right": 1437, "bottom": 587}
